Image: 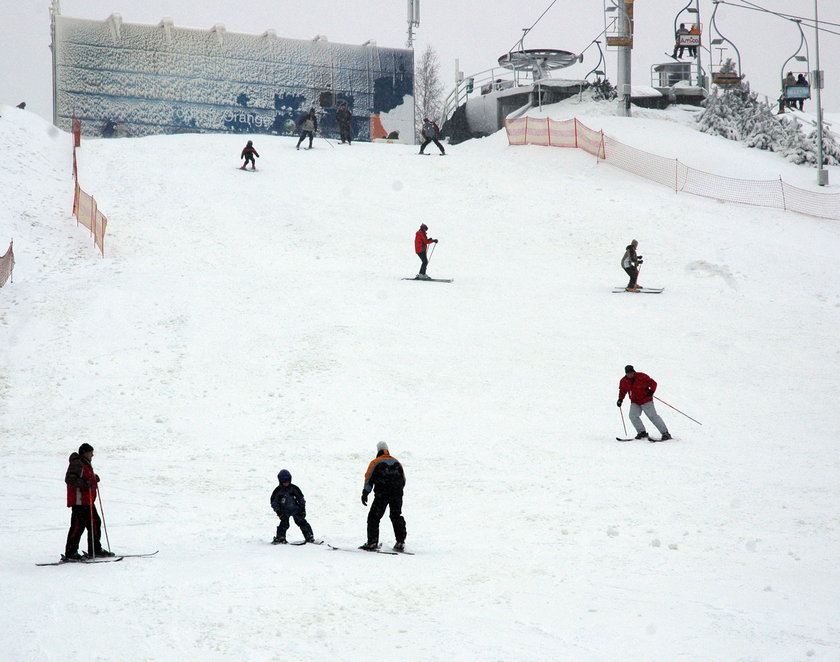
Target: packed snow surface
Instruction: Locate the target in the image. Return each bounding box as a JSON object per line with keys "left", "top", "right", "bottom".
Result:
{"left": 1, "top": 100, "right": 839, "bottom": 661}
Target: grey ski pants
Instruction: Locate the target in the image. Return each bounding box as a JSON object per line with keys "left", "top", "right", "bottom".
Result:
{"left": 629, "top": 401, "right": 668, "bottom": 435}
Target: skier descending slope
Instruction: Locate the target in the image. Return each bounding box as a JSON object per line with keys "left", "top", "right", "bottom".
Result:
{"left": 617, "top": 365, "right": 672, "bottom": 441}
{"left": 414, "top": 223, "right": 438, "bottom": 280}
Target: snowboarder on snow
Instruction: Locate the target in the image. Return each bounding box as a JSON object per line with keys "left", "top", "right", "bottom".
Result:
{"left": 360, "top": 441, "right": 407, "bottom": 551}
{"left": 419, "top": 118, "right": 445, "bottom": 155}
{"left": 617, "top": 365, "right": 671, "bottom": 440}
{"left": 296, "top": 108, "right": 318, "bottom": 150}
{"left": 621, "top": 239, "right": 642, "bottom": 291}
{"left": 336, "top": 103, "right": 353, "bottom": 144}
{"left": 415, "top": 223, "right": 438, "bottom": 280}
{"left": 64, "top": 443, "right": 116, "bottom": 561}
{"left": 240, "top": 140, "right": 259, "bottom": 170}
{"left": 270, "top": 469, "right": 315, "bottom": 544}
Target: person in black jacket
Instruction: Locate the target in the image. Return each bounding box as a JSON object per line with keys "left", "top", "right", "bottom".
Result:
{"left": 240, "top": 140, "right": 259, "bottom": 170}
{"left": 270, "top": 470, "right": 315, "bottom": 544}
{"left": 360, "top": 441, "right": 407, "bottom": 551}
{"left": 336, "top": 103, "right": 353, "bottom": 144}
{"left": 296, "top": 108, "right": 318, "bottom": 150}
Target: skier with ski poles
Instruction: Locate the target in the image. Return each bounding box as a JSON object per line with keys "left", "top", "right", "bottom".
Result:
{"left": 296, "top": 108, "right": 318, "bottom": 150}
{"left": 616, "top": 365, "right": 672, "bottom": 441}
{"left": 63, "top": 443, "right": 116, "bottom": 561}
{"left": 621, "top": 239, "right": 642, "bottom": 291}
{"left": 414, "top": 223, "right": 438, "bottom": 280}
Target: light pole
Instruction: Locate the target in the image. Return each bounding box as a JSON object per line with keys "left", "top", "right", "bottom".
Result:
{"left": 813, "top": 0, "right": 828, "bottom": 186}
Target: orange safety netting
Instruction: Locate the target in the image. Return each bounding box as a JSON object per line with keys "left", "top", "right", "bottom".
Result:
{"left": 70, "top": 123, "right": 107, "bottom": 256}
{"left": 505, "top": 117, "right": 840, "bottom": 222}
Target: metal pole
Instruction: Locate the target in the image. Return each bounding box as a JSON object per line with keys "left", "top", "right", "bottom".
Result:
{"left": 813, "top": 0, "right": 828, "bottom": 186}
{"left": 616, "top": 1, "right": 632, "bottom": 117}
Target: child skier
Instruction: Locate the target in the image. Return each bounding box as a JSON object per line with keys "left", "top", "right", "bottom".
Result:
{"left": 240, "top": 140, "right": 259, "bottom": 170}
{"left": 270, "top": 469, "right": 315, "bottom": 544}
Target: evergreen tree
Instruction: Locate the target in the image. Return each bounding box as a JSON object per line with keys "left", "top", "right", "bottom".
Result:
{"left": 696, "top": 72, "right": 839, "bottom": 165}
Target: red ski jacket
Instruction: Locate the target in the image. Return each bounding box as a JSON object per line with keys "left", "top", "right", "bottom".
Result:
{"left": 618, "top": 372, "right": 657, "bottom": 405}
{"left": 65, "top": 452, "right": 99, "bottom": 507}
{"left": 415, "top": 229, "right": 434, "bottom": 253}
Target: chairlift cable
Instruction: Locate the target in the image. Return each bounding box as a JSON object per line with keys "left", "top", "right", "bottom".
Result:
{"left": 715, "top": 0, "right": 840, "bottom": 35}
{"left": 506, "top": 0, "right": 561, "bottom": 54}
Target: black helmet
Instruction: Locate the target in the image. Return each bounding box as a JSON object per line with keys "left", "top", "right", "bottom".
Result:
{"left": 420, "top": 223, "right": 428, "bottom": 231}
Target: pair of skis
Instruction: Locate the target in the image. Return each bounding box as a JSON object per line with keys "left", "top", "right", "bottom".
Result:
{"left": 612, "top": 286, "right": 664, "bottom": 294}
{"left": 273, "top": 539, "right": 413, "bottom": 555}
{"left": 402, "top": 276, "right": 453, "bottom": 283}
{"left": 326, "top": 542, "right": 414, "bottom": 556}
{"left": 36, "top": 550, "right": 159, "bottom": 566}
{"left": 615, "top": 437, "right": 671, "bottom": 442}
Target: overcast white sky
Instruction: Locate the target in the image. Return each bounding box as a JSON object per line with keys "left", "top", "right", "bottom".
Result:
{"left": 2, "top": 0, "right": 839, "bottom": 121}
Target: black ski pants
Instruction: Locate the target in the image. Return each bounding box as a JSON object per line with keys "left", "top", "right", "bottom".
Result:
{"left": 624, "top": 266, "right": 639, "bottom": 288}
{"left": 276, "top": 513, "right": 313, "bottom": 540}
{"left": 367, "top": 491, "right": 406, "bottom": 545}
{"left": 419, "top": 137, "right": 445, "bottom": 155}
{"left": 339, "top": 123, "right": 352, "bottom": 144}
{"left": 417, "top": 251, "right": 428, "bottom": 274}
{"left": 296, "top": 131, "right": 314, "bottom": 149}
{"left": 65, "top": 504, "right": 102, "bottom": 556}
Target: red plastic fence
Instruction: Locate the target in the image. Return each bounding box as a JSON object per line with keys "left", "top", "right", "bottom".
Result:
{"left": 70, "top": 119, "right": 107, "bottom": 256}
{"left": 505, "top": 117, "right": 840, "bottom": 221}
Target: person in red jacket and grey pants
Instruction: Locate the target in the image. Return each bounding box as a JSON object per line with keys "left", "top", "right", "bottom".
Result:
{"left": 617, "top": 365, "right": 671, "bottom": 440}
{"left": 414, "top": 223, "right": 438, "bottom": 280}
{"left": 63, "top": 443, "right": 115, "bottom": 561}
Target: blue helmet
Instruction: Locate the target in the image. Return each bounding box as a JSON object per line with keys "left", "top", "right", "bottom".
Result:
{"left": 278, "top": 469, "right": 291, "bottom": 483}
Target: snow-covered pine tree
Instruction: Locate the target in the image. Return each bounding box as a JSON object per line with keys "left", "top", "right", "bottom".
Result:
{"left": 590, "top": 77, "right": 617, "bottom": 102}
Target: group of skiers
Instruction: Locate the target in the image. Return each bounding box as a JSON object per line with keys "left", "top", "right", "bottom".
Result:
{"left": 61, "top": 441, "right": 407, "bottom": 559}
{"left": 239, "top": 109, "right": 444, "bottom": 168}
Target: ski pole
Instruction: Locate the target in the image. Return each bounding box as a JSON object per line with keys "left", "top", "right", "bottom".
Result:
{"left": 619, "top": 405, "right": 627, "bottom": 437}
{"left": 654, "top": 396, "right": 702, "bottom": 425}
{"left": 97, "top": 486, "right": 112, "bottom": 553}
{"left": 317, "top": 131, "right": 335, "bottom": 148}
{"left": 428, "top": 242, "right": 436, "bottom": 264}
{"left": 88, "top": 500, "right": 96, "bottom": 560}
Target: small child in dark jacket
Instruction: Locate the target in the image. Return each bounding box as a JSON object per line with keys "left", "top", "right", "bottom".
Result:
{"left": 240, "top": 140, "right": 259, "bottom": 170}
{"left": 270, "top": 469, "right": 315, "bottom": 544}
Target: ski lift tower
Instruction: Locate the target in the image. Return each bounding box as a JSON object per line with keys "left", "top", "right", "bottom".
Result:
{"left": 605, "top": 0, "right": 634, "bottom": 117}
{"left": 406, "top": 0, "right": 419, "bottom": 48}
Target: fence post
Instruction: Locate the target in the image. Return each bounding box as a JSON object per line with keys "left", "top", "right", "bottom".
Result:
{"left": 779, "top": 176, "right": 787, "bottom": 211}
{"left": 574, "top": 118, "right": 579, "bottom": 149}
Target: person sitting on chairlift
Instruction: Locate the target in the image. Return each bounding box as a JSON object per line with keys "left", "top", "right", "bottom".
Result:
{"left": 672, "top": 24, "right": 690, "bottom": 59}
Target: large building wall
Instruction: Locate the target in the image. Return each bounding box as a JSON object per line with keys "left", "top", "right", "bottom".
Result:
{"left": 52, "top": 13, "right": 414, "bottom": 142}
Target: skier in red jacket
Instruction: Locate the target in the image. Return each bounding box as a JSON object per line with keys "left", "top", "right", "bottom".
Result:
{"left": 414, "top": 223, "right": 438, "bottom": 280}
{"left": 617, "top": 365, "right": 671, "bottom": 440}
{"left": 63, "top": 443, "right": 116, "bottom": 560}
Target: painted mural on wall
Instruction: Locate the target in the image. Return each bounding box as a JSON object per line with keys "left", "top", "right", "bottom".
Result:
{"left": 52, "top": 13, "right": 414, "bottom": 143}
